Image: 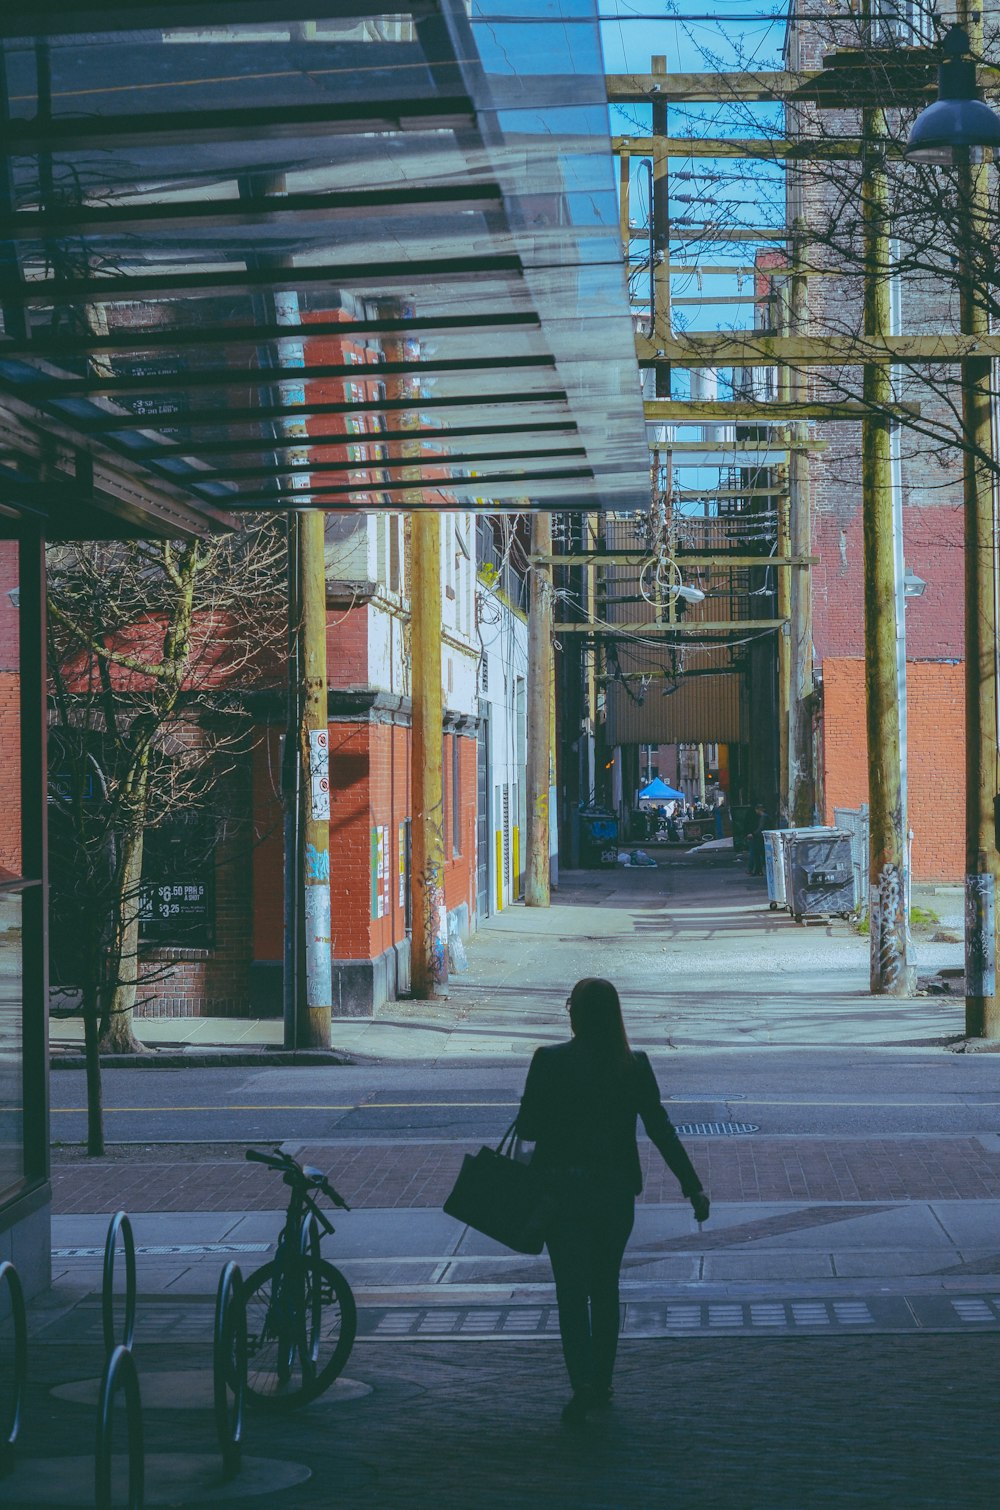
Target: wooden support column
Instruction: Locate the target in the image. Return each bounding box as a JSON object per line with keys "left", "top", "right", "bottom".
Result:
{"left": 298, "top": 508, "right": 333, "bottom": 1045}
{"left": 862, "top": 107, "right": 914, "bottom": 997}
{"left": 959, "top": 5, "right": 1000, "bottom": 1037}
{"left": 787, "top": 217, "right": 816, "bottom": 826}
{"left": 525, "top": 512, "right": 554, "bottom": 907}
{"left": 409, "top": 510, "right": 448, "bottom": 995}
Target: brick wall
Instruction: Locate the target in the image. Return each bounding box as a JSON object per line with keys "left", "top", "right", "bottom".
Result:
{"left": 329, "top": 721, "right": 374, "bottom": 959}
{"left": 810, "top": 443, "right": 964, "bottom": 664}
{"left": 821, "top": 657, "right": 964, "bottom": 882}
{"left": 329, "top": 720, "right": 477, "bottom": 966}
{"left": 328, "top": 602, "right": 369, "bottom": 686}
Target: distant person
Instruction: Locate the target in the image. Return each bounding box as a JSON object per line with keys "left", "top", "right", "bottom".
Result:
{"left": 747, "top": 802, "right": 768, "bottom": 876}
{"left": 516, "top": 978, "right": 709, "bottom": 1424}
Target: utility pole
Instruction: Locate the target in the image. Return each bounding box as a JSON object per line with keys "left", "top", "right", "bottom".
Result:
{"left": 958, "top": 5, "right": 1000, "bottom": 1037}
{"left": 409, "top": 510, "right": 448, "bottom": 994}
{"left": 787, "top": 217, "right": 816, "bottom": 826}
{"left": 526, "top": 511, "right": 554, "bottom": 906}
{"left": 259, "top": 265, "right": 332, "bottom": 1048}
{"left": 861, "top": 106, "right": 915, "bottom": 996}
{"left": 297, "top": 508, "right": 333, "bottom": 1044}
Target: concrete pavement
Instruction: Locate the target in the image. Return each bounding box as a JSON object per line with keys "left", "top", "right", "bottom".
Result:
{"left": 49, "top": 854, "right": 970, "bottom": 1061}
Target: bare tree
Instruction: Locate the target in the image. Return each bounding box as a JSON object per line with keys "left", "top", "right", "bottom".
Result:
{"left": 47, "top": 521, "right": 285, "bottom": 1153}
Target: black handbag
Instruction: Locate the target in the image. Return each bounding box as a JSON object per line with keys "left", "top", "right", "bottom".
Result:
{"left": 443, "top": 1119, "right": 550, "bottom": 1255}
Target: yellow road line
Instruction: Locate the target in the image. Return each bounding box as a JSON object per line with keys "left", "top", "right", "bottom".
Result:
{"left": 45, "top": 1097, "right": 1000, "bottom": 1114}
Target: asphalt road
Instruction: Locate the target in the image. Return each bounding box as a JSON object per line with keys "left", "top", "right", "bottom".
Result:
{"left": 49, "top": 1051, "right": 1000, "bottom": 1146}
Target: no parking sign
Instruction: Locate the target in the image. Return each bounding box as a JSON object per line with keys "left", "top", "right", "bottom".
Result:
{"left": 308, "top": 728, "right": 330, "bottom": 820}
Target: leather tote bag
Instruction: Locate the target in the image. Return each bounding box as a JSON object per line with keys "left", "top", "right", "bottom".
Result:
{"left": 443, "top": 1119, "right": 550, "bottom": 1255}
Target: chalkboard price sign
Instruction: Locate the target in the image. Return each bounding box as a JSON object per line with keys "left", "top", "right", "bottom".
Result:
{"left": 139, "top": 881, "right": 212, "bottom": 947}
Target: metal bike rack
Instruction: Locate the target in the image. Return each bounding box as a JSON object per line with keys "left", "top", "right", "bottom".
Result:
{"left": 0, "top": 1260, "right": 27, "bottom": 1478}
{"left": 102, "top": 1211, "right": 137, "bottom": 1358}
{"left": 95, "top": 1344, "right": 144, "bottom": 1510}
{"left": 213, "top": 1263, "right": 247, "bottom": 1481}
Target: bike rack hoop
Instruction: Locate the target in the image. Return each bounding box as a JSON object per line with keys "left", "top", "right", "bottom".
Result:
{"left": 0, "top": 1260, "right": 27, "bottom": 1478}
{"left": 213, "top": 1262, "right": 247, "bottom": 1482}
{"left": 102, "top": 1210, "right": 136, "bottom": 1357}
{"left": 95, "top": 1344, "right": 144, "bottom": 1510}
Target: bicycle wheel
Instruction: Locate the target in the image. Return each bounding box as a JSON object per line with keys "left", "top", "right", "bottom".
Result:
{"left": 242, "top": 1261, "right": 310, "bottom": 1409}
{"left": 243, "top": 1259, "right": 356, "bottom": 1407}
{"left": 301, "top": 1260, "right": 357, "bottom": 1402}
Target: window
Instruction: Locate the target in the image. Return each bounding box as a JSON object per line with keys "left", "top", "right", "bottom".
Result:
{"left": 452, "top": 735, "right": 462, "bottom": 856}
{"left": 388, "top": 515, "right": 401, "bottom": 593}
{"left": 138, "top": 809, "right": 215, "bottom": 948}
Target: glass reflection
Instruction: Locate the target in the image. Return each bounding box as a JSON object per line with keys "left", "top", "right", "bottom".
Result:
{"left": 0, "top": 890, "right": 23, "bottom": 1201}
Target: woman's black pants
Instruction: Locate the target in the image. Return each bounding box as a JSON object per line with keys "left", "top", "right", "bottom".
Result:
{"left": 545, "top": 1180, "right": 636, "bottom": 1394}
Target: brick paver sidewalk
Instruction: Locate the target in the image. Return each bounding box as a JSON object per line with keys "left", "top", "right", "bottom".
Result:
{"left": 51, "top": 1135, "right": 1000, "bottom": 1213}
{"left": 14, "top": 1331, "right": 1000, "bottom": 1507}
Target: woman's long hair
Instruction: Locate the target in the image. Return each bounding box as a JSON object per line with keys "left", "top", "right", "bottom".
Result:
{"left": 568, "top": 978, "right": 634, "bottom": 1074}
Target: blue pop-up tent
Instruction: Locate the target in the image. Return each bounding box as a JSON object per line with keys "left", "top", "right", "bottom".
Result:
{"left": 638, "top": 778, "right": 685, "bottom": 802}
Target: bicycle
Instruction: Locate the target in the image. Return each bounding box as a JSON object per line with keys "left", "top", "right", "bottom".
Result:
{"left": 241, "top": 1147, "right": 357, "bottom": 1408}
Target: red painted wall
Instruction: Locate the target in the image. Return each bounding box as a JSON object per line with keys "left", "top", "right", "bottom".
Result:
{"left": 821, "top": 657, "right": 964, "bottom": 882}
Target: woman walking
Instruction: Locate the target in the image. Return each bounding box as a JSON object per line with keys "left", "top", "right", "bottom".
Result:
{"left": 517, "top": 977, "right": 709, "bottom": 1423}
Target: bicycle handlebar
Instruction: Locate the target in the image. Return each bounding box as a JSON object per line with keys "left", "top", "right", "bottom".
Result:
{"left": 245, "top": 1146, "right": 351, "bottom": 1210}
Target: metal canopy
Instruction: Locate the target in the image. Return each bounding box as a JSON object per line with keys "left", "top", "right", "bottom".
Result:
{"left": 0, "top": 1, "right": 647, "bottom": 531}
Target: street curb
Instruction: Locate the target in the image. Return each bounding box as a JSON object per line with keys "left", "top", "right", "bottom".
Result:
{"left": 49, "top": 1048, "right": 355, "bottom": 1070}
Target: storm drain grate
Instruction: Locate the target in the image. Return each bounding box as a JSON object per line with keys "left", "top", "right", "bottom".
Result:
{"left": 674, "top": 1122, "right": 760, "bottom": 1136}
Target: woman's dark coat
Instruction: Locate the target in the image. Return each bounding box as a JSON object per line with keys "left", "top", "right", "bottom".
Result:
{"left": 516, "top": 1039, "right": 703, "bottom": 1198}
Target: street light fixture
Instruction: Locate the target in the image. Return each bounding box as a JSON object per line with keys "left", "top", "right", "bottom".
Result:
{"left": 675, "top": 583, "right": 706, "bottom": 604}
{"left": 904, "top": 24, "right": 1000, "bottom": 165}
{"left": 902, "top": 567, "right": 927, "bottom": 599}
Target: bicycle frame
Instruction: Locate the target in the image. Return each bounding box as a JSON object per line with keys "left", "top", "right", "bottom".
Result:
{"left": 244, "top": 1147, "right": 345, "bottom": 1393}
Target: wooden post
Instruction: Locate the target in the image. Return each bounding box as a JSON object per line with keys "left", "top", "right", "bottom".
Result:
{"left": 959, "top": 5, "right": 1000, "bottom": 1036}
{"left": 409, "top": 510, "right": 448, "bottom": 993}
{"left": 775, "top": 273, "right": 792, "bottom": 820}
{"left": 787, "top": 222, "right": 816, "bottom": 826}
{"left": 862, "top": 107, "right": 914, "bottom": 996}
{"left": 526, "top": 512, "right": 553, "bottom": 906}
{"left": 298, "top": 508, "right": 333, "bottom": 1045}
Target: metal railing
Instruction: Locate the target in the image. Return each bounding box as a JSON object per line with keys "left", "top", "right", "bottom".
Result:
{"left": 103, "top": 1211, "right": 137, "bottom": 1358}
{"left": 214, "top": 1263, "right": 248, "bottom": 1481}
{"left": 0, "top": 1261, "right": 26, "bottom": 1479}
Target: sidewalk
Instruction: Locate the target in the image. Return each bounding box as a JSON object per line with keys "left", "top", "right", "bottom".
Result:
{"left": 8, "top": 1328, "right": 999, "bottom": 1507}
{"left": 49, "top": 854, "right": 971, "bottom": 1063}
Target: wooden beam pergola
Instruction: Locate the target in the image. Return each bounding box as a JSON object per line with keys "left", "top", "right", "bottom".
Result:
{"left": 636, "top": 333, "right": 1000, "bottom": 367}
{"left": 555, "top": 620, "right": 788, "bottom": 633}
{"left": 643, "top": 400, "right": 920, "bottom": 422}
{"left": 535, "top": 554, "right": 817, "bottom": 568}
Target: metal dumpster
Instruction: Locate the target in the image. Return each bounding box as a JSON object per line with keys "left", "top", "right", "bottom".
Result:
{"left": 783, "top": 829, "right": 855, "bottom": 922}
{"left": 579, "top": 807, "right": 619, "bottom": 868}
